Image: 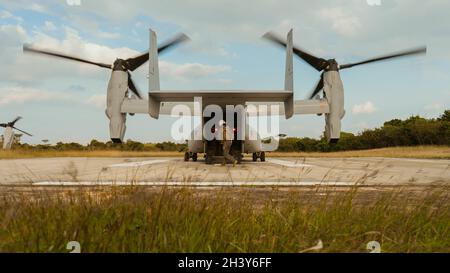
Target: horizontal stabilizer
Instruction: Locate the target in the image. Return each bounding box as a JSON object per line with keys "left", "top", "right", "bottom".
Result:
{"left": 148, "top": 90, "right": 293, "bottom": 102}
{"left": 123, "top": 98, "right": 330, "bottom": 116}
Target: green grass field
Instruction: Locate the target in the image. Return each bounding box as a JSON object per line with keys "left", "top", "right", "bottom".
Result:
{"left": 0, "top": 186, "right": 448, "bottom": 253}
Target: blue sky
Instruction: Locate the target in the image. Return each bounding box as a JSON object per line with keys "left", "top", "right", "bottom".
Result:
{"left": 0, "top": 0, "right": 449, "bottom": 144}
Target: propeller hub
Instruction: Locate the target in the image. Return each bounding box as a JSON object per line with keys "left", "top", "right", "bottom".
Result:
{"left": 325, "top": 59, "right": 339, "bottom": 72}
{"left": 112, "top": 59, "right": 128, "bottom": 71}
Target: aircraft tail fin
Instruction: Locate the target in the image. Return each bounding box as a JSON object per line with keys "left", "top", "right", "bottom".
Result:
{"left": 149, "top": 29, "right": 160, "bottom": 91}
{"left": 284, "top": 29, "right": 294, "bottom": 119}
{"left": 149, "top": 29, "right": 161, "bottom": 119}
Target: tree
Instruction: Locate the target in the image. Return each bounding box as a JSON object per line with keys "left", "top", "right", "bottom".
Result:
{"left": 88, "top": 139, "right": 106, "bottom": 150}
{"left": 439, "top": 110, "right": 450, "bottom": 122}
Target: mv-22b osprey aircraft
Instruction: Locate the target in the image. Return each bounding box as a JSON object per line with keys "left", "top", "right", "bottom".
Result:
{"left": 1, "top": 117, "right": 33, "bottom": 150}
{"left": 23, "top": 29, "right": 426, "bottom": 164}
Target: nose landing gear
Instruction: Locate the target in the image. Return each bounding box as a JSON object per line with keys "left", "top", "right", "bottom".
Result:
{"left": 252, "top": 152, "right": 266, "bottom": 162}
{"left": 184, "top": 152, "right": 198, "bottom": 162}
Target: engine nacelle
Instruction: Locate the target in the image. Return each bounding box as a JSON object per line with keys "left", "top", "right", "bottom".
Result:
{"left": 106, "top": 70, "right": 128, "bottom": 143}
{"left": 323, "top": 71, "right": 345, "bottom": 143}
{"left": 2, "top": 127, "right": 14, "bottom": 150}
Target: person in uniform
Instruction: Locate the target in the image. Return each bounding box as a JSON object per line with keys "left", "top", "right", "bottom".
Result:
{"left": 221, "top": 121, "right": 237, "bottom": 166}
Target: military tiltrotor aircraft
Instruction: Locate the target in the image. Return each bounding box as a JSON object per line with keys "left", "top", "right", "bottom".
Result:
{"left": 23, "top": 29, "right": 426, "bottom": 164}
{"left": 1, "top": 117, "right": 33, "bottom": 150}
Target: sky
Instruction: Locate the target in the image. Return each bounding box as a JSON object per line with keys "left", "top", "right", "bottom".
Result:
{"left": 0, "top": 0, "right": 449, "bottom": 144}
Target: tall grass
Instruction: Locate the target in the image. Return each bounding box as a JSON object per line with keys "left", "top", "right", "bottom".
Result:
{"left": 0, "top": 186, "right": 448, "bottom": 253}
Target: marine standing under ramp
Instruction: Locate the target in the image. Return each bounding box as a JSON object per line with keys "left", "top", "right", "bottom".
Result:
{"left": 221, "top": 121, "right": 237, "bottom": 166}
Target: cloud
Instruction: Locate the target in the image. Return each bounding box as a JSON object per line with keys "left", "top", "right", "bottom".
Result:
{"left": 0, "top": 87, "right": 73, "bottom": 105}
{"left": 0, "top": 10, "right": 23, "bottom": 22}
{"left": 97, "top": 31, "right": 121, "bottom": 40}
{"left": 31, "top": 26, "right": 137, "bottom": 63}
{"left": 0, "top": 86, "right": 120, "bottom": 112}
{"left": 352, "top": 101, "right": 377, "bottom": 114}
{"left": 28, "top": 3, "right": 49, "bottom": 14}
{"left": 5, "top": 1, "right": 447, "bottom": 62}
{"left": 217, "top": 78, "right": 232, "bottom": 84}
{"left": 182, "top": 34, "right": 236, "bottom": 57}
{"left": 354, "top": 121, "right": 370, "bottom": 130}
{"left": 0, "top": 86, "right": 107, "bottom": 109}
{"left": 44, "top": 21, "right": 56, "bottom": 31}
{"left": 0, "top": 24, "right": 119, "bottom": 83}
{"left": 0, "top": 19, "right": 231, "bottom": 85}
{"left": 317, "top": 7, "right": 362, "bottom": 37}
{"left": 67, "top": 84, "right": 87, "bottom": 92}
{"left": 85, "top": 94, "right": 106, "bottom": 108}
{"left": 0, "top": 24, "right": 27, "bottom": 47}
{"left": 1, "top": 1, "right": 56, "bottom": 16}
{"left": 424, "top": 103, "right": 443, "bottom": 111}
{"left": 57, "top": 0, "right": 450, "bottom": 64}
{"left": 159, "top": 61, "right": 231, "bottom": 81}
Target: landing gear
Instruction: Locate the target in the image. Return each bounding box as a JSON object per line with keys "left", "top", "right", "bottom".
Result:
{"left": 184, "top": 152, "right": 198, "bottom": 162}
{"left": 204, "top": 152, "right": 241, "bottom": 165}
{"left": 252, "top": 152, "right": 266, "bottom": 162}
{"left": 235, "top": 153, "right": 243, "bottom": 164}
{"left": 205, "top": 154, "right": 214, "bottom": 165}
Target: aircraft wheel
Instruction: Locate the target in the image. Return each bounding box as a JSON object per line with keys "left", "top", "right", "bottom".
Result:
{"left": 236, "top": 154, "right": 243, "bottom": 164}
{"left": 260, "top": 152, "right": 266, "bottom": 162}
{"left": 192, "top": 153, "right": 198, "bottom": 162}
{"left": 252, "top": 153, "right": 258, "bottom": 162}
{"left": 184, "top": 152, "right": 190, "bottom": 162}
{"left": 205, "top": 155, "right": 213, "bottom": 165}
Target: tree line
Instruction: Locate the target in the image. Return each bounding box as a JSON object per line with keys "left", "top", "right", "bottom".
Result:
{"left": 16, "top": 140, "right": 187, "bottom": 152}
{"left": 277, "top": 110, "right": 450, "bottom": 152}
{"left": 11, "top": 110, "right": 450, "bottom": 152}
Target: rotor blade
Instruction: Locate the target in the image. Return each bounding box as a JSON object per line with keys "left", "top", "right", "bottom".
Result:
{"left": 125, "top": 33, "right": 190, "bottom": 71}
{"left": 12, "top": 126, "right": 33, "bottom": 137}
{"left": 10, "top": 116, "right": 22, "bottom": 126}
{"left": 124, "top": 53, "right": 148, "bottom": 72}
{"left": 263, "top": 32, "right": 328, "bottom": 71}
{"left": 23, "top": 44, "right": 112, "bottom": 69}
{"left": 340, "top": 47, "right": 427, "bottom": 70}
{"left": 127, "top": 72, "right": 142, "bottom": 99}
{"left": 0, "top": 123, "right": 7, "bottom": 128}
{"left": 158, "top": 33, "right": 190, "bottom": 54}
{"left": 308, "top": 73, "right": 325, "bottom": 100}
